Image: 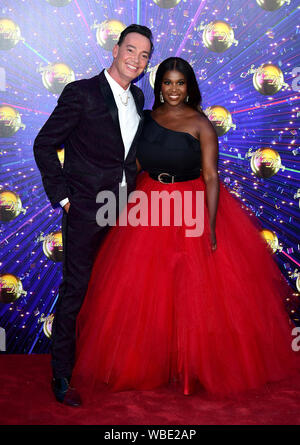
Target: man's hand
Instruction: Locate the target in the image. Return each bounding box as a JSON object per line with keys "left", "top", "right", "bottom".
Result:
{"left": 64, "top": 202, "right": 71, "bottom": 213}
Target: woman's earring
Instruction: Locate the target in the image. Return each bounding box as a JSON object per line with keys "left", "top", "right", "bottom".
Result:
{"left": 160, "top": 91, "right": 164, "bottom": 103}
{"left": 185, "top": 95, "right": 189, "bottom": 103}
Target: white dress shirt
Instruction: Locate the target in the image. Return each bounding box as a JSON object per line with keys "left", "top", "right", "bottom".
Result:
{"left": 60, "top": 69, "right": 140, "bottom": 208}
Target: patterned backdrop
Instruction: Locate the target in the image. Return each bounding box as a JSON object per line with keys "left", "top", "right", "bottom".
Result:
{"left": 0, "top": 0, "right": 299, "bottom": 353}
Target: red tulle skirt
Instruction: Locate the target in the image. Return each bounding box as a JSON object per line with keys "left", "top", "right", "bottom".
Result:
{"left": 72, "top": 172, "right": 298, "bottom": 398}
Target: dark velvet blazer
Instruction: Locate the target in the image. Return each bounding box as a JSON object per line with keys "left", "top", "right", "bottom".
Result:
{"left": 33, "top": 70, "right": 144, "bottom": 218}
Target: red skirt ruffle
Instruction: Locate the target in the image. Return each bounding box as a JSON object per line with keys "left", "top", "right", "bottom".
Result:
{"left": 72, "top": 172, "right": 298, "bottom": 397}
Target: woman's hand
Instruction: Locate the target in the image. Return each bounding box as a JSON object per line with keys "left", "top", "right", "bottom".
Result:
{"left": 136, "top": 158, "right": 142, "bottom": 174}
{"left": 64, "top": 202, "right": 71, "bottom": 213}
{"left": 210, "top": 230, "right": 217, "bottom": 251}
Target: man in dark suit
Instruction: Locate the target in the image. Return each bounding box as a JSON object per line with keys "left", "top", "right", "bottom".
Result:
{"left": 33, "top": 24, "right": 153, "bottom": 406}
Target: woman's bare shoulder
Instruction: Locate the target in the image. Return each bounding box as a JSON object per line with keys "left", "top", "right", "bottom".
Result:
{"left": 189, "top": 110, "right": 216, "bottom": 138}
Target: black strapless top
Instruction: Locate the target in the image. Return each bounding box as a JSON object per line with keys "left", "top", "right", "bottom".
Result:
{"left": 136, "top": 110, "right": 201, "bottom": 176}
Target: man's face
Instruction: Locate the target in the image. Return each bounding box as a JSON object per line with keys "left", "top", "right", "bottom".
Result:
{"left": 112, "top": 32, "right": 151, "bottom": 85}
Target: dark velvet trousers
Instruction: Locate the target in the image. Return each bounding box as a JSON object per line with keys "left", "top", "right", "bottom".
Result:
{"left": 51, "top": 209, "right": 109, "bottom": 379}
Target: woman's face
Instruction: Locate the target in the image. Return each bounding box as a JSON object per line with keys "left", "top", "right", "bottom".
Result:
{"left": 160, "top": 70, "right": 188, "bottom": 107}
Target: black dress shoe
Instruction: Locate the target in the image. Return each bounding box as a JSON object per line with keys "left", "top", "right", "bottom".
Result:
{"left": 51, "top": 377, "right": 82, "bottom": 407}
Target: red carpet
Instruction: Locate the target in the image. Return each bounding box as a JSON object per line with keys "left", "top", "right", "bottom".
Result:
{"left": 0, "top": 354, "right": 300, "bottom": 425}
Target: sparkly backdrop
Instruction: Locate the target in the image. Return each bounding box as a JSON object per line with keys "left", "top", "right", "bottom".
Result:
{"left": 0, "top": 0, "right": 299, "bottom": 354}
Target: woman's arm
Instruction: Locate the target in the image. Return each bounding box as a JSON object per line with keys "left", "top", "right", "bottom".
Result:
{"left": 198, "top": 116, "right": 219, "bottom": 251}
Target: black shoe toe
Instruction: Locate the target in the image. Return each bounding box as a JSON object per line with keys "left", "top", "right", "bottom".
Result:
{"left": 52, "top": 377, "right": 82, "bottom": 407}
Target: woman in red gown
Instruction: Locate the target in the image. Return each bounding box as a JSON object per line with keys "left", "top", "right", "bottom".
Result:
{"left": 72, "top": 57, "right": 298, "bottom": 398}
